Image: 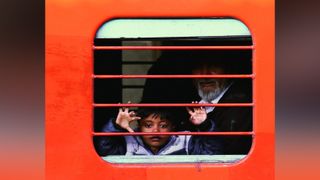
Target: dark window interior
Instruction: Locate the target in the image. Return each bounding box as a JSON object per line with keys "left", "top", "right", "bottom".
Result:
{"left": 93, "top": 36, "right": 253, "bottom": 156}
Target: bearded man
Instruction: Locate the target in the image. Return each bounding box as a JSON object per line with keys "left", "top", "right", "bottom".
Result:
{"left": 192, "top": 60, "right": 252, "bottom": 154}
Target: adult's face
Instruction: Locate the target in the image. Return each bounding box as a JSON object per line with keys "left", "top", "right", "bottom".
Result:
{"left": 192, "top": 64, "right": 227, "bottom": 102}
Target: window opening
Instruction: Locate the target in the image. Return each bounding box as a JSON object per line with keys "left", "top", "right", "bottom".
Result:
{"left": 93, "top": 18, "right": 253, "bottom": 163}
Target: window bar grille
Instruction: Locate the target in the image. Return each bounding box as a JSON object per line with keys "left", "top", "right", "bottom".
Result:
{"left": 92, "top": 44, "right": 254, "bottom": 137}
{"left": 93, "top": 132, "right": 254, "bottom": 136}
{"left": 93, "top": 45, "right": 253, "bottom": 50}
{"left": 93, "top": 103, "right": 253, "bottom": 107}
{"left": 93, "top": 74, "right": 254, "bottom": 79}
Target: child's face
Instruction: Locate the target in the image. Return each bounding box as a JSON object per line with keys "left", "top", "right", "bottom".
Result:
{"left": 140, "top": 114, "right": 174, "bottom": 154}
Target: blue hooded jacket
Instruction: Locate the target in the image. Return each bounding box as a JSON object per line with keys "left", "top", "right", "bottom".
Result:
{"left": 96, "top": 118, "right": 222, "bottom": 156}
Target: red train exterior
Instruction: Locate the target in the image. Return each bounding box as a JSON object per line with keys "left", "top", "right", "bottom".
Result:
{"left": 46, "top": 0, "right": 274, "bottom": 179}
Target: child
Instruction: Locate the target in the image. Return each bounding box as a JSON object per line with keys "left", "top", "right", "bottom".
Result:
{"left": 97, "top": 106, "right": 222, "bottom": 156}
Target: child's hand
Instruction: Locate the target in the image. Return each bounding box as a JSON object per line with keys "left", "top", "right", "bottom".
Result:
{"left": 116, "top": 107, "right": 141, "bottom": 132}
{"left": 186, "top": 101, "right": 207, "bottom": 125}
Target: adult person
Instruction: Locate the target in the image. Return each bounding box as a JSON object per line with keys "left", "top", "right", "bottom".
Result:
{"left": 191, "top": 59, "right": 252, "bottom": 154}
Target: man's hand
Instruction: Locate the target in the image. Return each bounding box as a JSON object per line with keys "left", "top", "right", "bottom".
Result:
{"left": 186, "top": 101, "right": 207, "bottom": 125}
{"left": 116, "top": 107, "right": 141, "bottom": 132}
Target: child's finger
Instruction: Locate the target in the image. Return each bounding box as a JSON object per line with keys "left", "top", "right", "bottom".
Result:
{"left": 129, "top": 111, "right": 136, "bottom": 117}
{"left": 193, "top": 101, "right": 200, "bottom": 112}
{"left": 118, "top": 102, "right": 125, "bottom": 112}
{"left": 126, "top": 127, "right": 134, "bottom": 133}
{"left": 118, "top": 103, "right": 123, "bottom": 113}
{"left": 186, "top": 107, "right": 193, "bottom": 115}
{"left": 131, "top": 116, "right": 141, "bottom": 121}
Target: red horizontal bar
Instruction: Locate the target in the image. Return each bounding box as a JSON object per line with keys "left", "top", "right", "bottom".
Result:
{"left": 93, "top": 74, "right": 254, "bottom": 79}
{"left": 93, "top": 46, "right": 253, "bottom": 50}
{"left": 93, "top": 132, "right": 254, "bottom": 136}
{"left": 93, "top": 103, "right": 254, "bottom": 107}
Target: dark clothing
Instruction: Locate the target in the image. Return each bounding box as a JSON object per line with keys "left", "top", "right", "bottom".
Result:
{"left": 95, "top": 118, "right": 222, "bottom": 156}
{"left": 207, "top": 80, "right": 252, "bottom": 154}
{"left": 141, "top": 52, "right": 198, "bottom": 104}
